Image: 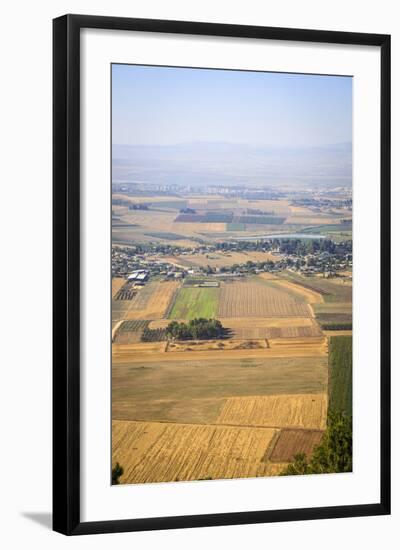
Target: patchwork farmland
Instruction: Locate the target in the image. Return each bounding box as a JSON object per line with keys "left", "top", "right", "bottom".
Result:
{"left": 111, "top": 192, "right": 352, "bottom": 484}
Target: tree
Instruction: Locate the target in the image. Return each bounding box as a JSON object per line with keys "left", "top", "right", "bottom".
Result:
{"left": 166, "top": 318, "right": 224, "bottom": 340}
{"left": 280, "top": 411, "right": 352, "bottom": 476}
{"left": 112, "top": 462, "right": 124, "bottom": 485}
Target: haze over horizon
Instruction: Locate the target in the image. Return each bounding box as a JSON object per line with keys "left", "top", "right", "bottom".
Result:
{"left": 112, "top": 65, "right": 352, "bottom": 188}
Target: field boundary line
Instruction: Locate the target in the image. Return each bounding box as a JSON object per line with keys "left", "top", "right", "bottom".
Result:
{"left": 113, "top": 418, "right": 327, "bottom": 432}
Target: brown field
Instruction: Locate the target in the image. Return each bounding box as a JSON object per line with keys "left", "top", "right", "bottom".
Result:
{"left": 218, "top": 317, "right": 322, "bottom": 339}
{"left": 259, "top": 275, "right": 323, "bottom": 304}
{"left": 269, "top": 429, "right": 324, "bottom": 462}
{"left": 219, "top": 316, "right": 315, "bottom": 329}
{"left": 166, "top": 339, "right": 268, "bottom": 353}
{"left": 216, "top": 394, "right": 328, "bottom": 430}
{"left": 113, "top": 320, "right": 151, "bottom": 344}
{"left": 217, "top": 280, "right": 311, "bottom": 318}
{"left": 112, "top": 420, "right": 286, "bottom": 483}
{"left": 112, "top": 277, "right": 126, "bottom": 298}
{"left": 124, "top": 280, "right": 179, "bottom": 320}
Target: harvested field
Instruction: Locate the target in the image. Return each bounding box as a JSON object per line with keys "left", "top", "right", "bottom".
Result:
{"left": 259, "top": 275, "right": 323, "bottom": 304}
{"left": 112, "top": 277, "right": 126, "bottom": 298}
{"left": 112, "top": 420, "right": 285, "bottom": 483}
{"left": 269, "top": 429, "right": 324, "bottom": 462}
{"left": 281, "top": 272, "right": 352, "bottom": 303}
{"left": 166, "top": 339, "right": 268, "bottom": 353}
{"left": 112, "top": 356, "right": 328, "bottom": 424}
{"left": 217, "top": 280, "right": 311, "bottom": 318}
{"left": 169, "top": 287, "right": 219, "bottom": 320}
{"left": 125, "top": 281, "right": 180, "bottom": 320}
{"left": 268, "top": 336, "right": 327, "bottom": 357}
{"left": 220, "top": 317, "right": 321, "bottom": 339}
{"left": 216, "top": 394, "right": 328, "bottom": 430}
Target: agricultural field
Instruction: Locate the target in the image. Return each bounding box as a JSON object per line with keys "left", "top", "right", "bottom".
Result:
{"left": 216, "top": 394, "right": 327, "bottom": 430}
{"left": 169, "top": 287, "right": 219, "bottom": 320}
{"left": 112, "top": 420, "right": 286, "bottom": 483}
{"left": 217, "top": 280, "right": 311, "bottom": 317}
{"left": 258, "top": 274, "right": 323, "bottom": 304}
{"left": 269, "top": 429, "right": 324, "bottom": 462}
{"left": 111, "top": 193, "right": 352, "bottom": 484}
{"left": 125, "top": 280, "right": 180, "bottom": 320}
{"left": 328, "top": 335, "right": 352, "bottom": 417}
{"left": 112, "top": 355, "right": 327, "bottom": 423}
{"left": 280, "top": 271, "right": 352, "bottom": 303}
{"left": 113, "top": 320, "right": 150, "bottom": 344}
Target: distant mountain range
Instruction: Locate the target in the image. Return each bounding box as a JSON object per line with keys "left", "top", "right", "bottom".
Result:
{"left": 112, "top": 141, "right": 352, "bottom": 189}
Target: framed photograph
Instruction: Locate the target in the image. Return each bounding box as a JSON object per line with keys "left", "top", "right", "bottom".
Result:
{"left": 53, "top": 14, "right": 391, "bottom": 535}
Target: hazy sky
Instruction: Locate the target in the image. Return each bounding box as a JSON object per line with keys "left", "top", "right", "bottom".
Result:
{"left": 112, "top": 64, "right": 352, "bottom": 148}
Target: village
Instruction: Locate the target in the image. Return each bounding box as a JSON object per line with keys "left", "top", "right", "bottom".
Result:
{"left": 112, "top": 237, "right": 352, "bottom": 284}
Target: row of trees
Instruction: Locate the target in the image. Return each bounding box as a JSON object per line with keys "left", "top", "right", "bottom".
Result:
{"left": 166, "top": 318, "right": 225, "bottom": 340}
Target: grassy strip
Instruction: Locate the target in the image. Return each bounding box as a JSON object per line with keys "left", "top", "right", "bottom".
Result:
{"left": 328, "top": 335, "right": 352, "bottom": 416}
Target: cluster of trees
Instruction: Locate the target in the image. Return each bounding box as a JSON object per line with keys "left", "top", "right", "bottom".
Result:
{"left": 166, "top": 318, "right": 224, "bottom": 340}
{"left": 112, "top": 462, "right": 124, "bottom": 485}
{"left": 280, "top": 411, "right": 352, "bottom": 476}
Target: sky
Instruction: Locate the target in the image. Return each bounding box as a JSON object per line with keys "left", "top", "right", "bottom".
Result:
{"left": 112, "top": 64, "right": 352, "bottom": 149}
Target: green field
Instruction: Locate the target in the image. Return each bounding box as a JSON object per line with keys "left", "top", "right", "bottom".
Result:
{"left": 112, "top": 356, "right": 328, "bottom": 424}
{"left": 328, "top": 335, "right": 352, "bottom": 416}
{"left": 169, "top": 287, "right": 219, "bottom": 320}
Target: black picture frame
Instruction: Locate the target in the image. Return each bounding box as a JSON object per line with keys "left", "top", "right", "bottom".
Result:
{"left": 53, "top": 14, "right": 391, "bottom": 536}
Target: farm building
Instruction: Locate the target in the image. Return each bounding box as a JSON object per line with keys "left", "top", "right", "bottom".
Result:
{"left": 127, "top": 270, "right": 149, "bottom": 282}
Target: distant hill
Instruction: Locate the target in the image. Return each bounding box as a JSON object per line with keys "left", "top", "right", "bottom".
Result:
{"left": 112, "top": 141, "right": 352, "bottom": 189}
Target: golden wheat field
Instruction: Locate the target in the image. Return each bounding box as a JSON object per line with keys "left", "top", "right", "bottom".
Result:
{"left": 124, "top": 280, "right": 179, "bottom": 320}
{"left": 216, "top": 393, "right": 328, "bottom": 430}
{"left": 112, "top": 420, "right": 287, "bottom": 483}
{"left": 217, "top": 280, "right": 311, "bottom": 317}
